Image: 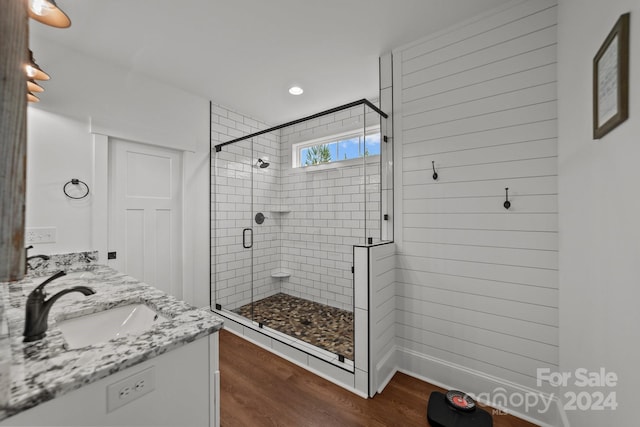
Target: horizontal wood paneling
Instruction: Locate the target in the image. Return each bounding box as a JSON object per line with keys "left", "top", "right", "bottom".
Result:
{"left": 398, "top": 280, "right": 557, "bottom": 326}
{"left": 403, "top": 101, "right": 557, "bottom": 144}
{"left": 403, "top": 175, "right": 557, "bottom": 199}
{"left": 395, "top": 0, "right": 558, "bottom": 392}
{"left": 404, "top": 157, "right": 557, "bottom": 185}
{"left": 397, "top": 292, "right": 558, "bottom": 345}
{"left": 370, "top": 243, "right": 396, "bottom": 392}
{"left": 403, "top": 83, "right": 557, "bottom": 131}
{"left": 404, "top": 119, "right": 557, "bottom": 156}
{"left": 403, "top": 25, "right": 557, "bottom": 87}
{"left": 398, "top": 309, "right": 558, "bottom": 364}
{"left": 401, "top": 241, "right": 557, "bottom": 269}
{"left": 403, "top": 227, "right": 557, "bottom": 250}
{"left": 404, "top": 194, "right": 558, "bottom": 214}
{"left": 401, "top": 0, "right": 558, "bottom": 61}
{"left": 405, "top": 138, "right": 557, "bottom": 171}
{"left": 403, "top": 63, "right": 557, "bottom": 119}
{"left": 396, "top": 324, "right": 556, "bottom": 378}
{"left": 403, "top": 48, "right": 557, "bottom": 108}
{"left": 403, "top": 213, "right": 557, "bottom": 232}
{"left": 397, "top": 268, "right": 558, "bottom": 307}
{"left": 397, "top": 254, "right": 557, "bottom": 289}
{"left": 395, "top": 334, "right": 548, "bottom": 390}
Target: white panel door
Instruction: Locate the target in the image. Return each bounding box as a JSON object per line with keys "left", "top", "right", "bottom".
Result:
{"left": 109, "top": 139, "right": 182, "bottom": 298}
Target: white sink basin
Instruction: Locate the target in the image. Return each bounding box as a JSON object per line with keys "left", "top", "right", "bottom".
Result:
{"left": 57, "top": 304, "right": 167, "bottom": 349}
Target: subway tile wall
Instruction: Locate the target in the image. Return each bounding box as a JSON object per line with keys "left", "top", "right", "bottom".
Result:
{"left": 279, "top": 104, "right": 382, "bottom": 310}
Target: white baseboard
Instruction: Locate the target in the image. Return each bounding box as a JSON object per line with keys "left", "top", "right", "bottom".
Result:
{"left": 375, "top": 345, "right": 399, "bottom": 394}
{"left": 396, "top": 346, "right": 565, "bottom": 427}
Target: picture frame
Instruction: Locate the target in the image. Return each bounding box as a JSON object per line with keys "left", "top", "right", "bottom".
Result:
{"left": 593, "top": 13, "right": 630, "bottom": 139}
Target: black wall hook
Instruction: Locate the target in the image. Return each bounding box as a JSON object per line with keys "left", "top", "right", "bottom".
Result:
{"left": 503, "top": 187, "right": 511, "bottom": 210}
{"left": 432, "top": 161, "right": 438, "bottom": 180}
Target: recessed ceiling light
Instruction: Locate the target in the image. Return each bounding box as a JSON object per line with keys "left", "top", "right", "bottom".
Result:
{"left": 288, "top": 86, "right": 304, "bottom": 95}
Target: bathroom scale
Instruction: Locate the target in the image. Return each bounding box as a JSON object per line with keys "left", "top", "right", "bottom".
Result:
{"left": 427, "top": 391, "right": 493, "bottom": 427}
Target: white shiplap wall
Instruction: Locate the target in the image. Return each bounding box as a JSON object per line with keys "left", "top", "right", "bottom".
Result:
{"left": 393, "top": 0, "right": 559, "bottom": 409}
{"left": 369, "top": 242, "right": 396, "bottom": 393}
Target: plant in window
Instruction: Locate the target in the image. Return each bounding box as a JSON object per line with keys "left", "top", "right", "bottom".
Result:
{"left": 304, "top": 144, "right": 331, "bottom": 166}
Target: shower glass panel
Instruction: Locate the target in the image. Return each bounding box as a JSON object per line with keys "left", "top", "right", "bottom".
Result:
{"left": 364, "top": 103, "right": 382, "bottom": 244}
{"left": 211, "top": 99, "right": 390, "bottom": 364}
{"left": 248, "top": 132, "right": 280, "bottom": 325}
{"left": 212, "top": 137, "right": 254, "bottom": 318}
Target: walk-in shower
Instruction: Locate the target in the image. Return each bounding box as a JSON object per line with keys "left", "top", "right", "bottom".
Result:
{"left": 210, "top": 99, "right": 392, "bottom": 369}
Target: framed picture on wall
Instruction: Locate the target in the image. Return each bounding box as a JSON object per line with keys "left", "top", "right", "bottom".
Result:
{"left": 593, "top": 12, "right": 630, "bottom": 139}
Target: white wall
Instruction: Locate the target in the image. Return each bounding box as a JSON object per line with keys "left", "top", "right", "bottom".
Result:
{"left": 26, "top": 108, "right": 93, "bottom": 254}
{"left": 558, "top": 1, "right": 640, "bottom": 426}
{"left": 392, "top": 0, "right": 560, "bottom": 424}
{"left": 29, "top": 37, "right": 206, "bottom": 153}
{"left": 27, "top": 36, "right": 210, "bottom": 307}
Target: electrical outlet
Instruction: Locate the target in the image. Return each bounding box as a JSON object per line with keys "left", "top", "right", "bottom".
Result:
{"left": 119, "top": 387, "right": 131, "bottom": 399}
{"left": 107, "top": 367, "right": 155, "bottom": 412}
{"left": 25, "top": 227, "right": 57, "bottom": 244}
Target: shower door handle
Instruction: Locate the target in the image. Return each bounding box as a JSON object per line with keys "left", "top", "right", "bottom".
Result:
{"left": 242, "top": 228, "right": 253, "bottom": 249}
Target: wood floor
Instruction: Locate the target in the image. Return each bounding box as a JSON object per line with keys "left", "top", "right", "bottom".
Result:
{"left": 219, "top": 329, "right": 537, "bottom": 427}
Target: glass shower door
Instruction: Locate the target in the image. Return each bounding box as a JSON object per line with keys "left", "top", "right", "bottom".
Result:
{"left": 212, "top": 138, "right": 254, "bottom": 320}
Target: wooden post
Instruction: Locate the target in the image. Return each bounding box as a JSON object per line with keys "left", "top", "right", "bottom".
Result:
{"left": 0, "top": 0, "right": 29, "bottom": 282}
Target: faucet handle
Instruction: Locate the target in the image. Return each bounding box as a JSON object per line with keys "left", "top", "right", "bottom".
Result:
{"left": 32, "top": 271, "right": 67, "bottom": 295}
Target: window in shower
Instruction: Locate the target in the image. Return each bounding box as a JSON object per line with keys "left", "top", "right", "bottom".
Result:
{"left": 292, "top": 125, "right": 380, "bottom": 168}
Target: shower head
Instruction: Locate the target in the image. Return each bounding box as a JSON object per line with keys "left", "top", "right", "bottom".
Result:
{"left": 257, "top": 158, "right": 270, "bottom": 168}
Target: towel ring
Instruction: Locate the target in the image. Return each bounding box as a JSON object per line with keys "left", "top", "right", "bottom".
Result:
{"left": 63, "top": 179, "right": 90, "bottom": 200}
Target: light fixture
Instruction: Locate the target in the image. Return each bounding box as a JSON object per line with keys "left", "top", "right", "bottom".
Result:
{"left": 27, "top": 79, "right": 44, "bottom": 93}
{"left": 27, "top": 92, "right": 40, "bottom": 103}
{"left": 28, "top": 0, "right": 71, "bottom": 28}
{"left": 25, "top": 50, "right": 50, "bottom": 81}
{"left": 288, "top": 86, "right": 304, "bottom": 95}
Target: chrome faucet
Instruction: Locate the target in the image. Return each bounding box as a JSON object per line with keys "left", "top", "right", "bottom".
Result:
{"left": 23, "top": 271, "right": 96, "bottom": 342}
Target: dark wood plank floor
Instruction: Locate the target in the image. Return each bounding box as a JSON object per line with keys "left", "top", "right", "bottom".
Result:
{"left": 219, "top": 329, "right": 537, "bottom": 427}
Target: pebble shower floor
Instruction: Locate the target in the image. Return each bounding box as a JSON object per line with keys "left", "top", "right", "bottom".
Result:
{"left": 233, "top": 293, "right": 354, "bottom": 360}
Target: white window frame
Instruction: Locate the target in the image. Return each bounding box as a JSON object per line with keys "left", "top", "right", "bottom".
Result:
{"left": 291, "top": 125, "right": 381, "bottom": 169}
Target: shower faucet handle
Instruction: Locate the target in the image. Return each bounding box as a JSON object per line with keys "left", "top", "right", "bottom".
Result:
{"left": 255, "top": 212, "right": 267, "bottom": 224}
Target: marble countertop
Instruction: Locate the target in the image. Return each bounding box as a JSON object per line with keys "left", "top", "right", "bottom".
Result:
{"left": 0, "top": 264, "right": 223, "bottom": 421}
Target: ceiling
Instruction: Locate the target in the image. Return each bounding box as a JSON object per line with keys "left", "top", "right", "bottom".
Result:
{"left": 30, "top": 0, "right": 511, "bottom": 124}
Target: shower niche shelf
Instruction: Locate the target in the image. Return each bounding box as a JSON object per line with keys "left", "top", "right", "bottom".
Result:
{"left": 271, "top": 270, "right": 291, "bottom": 278}
{"left": 268, "top": 209, "right": 291, "bottom": 214}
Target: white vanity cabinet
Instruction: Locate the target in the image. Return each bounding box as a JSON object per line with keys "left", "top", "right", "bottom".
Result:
{"left": 0, "top": 333, "right": 220, "bottom": 427}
